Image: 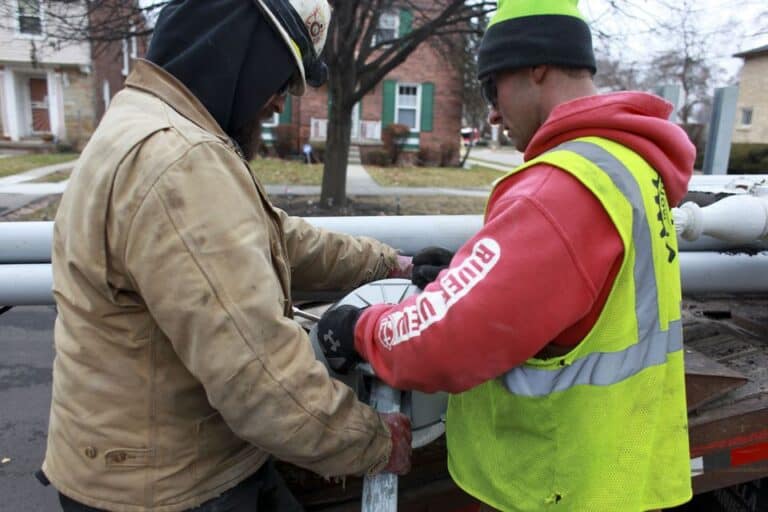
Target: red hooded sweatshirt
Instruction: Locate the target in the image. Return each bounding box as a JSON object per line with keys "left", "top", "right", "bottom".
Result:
{"left": 355, "top": 92, "right": 695, "bottom": 394}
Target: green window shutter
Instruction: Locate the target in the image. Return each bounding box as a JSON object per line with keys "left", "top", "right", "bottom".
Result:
{"left": 279, "top": 95, "right": 292, "bottom": 124}
{"left": 420, "top": 82, "right": 434, "bottom": 132}
{"left": 398, "top": 9, "right": 413, "bottom": 37}
{"left": 399, "top": 9, "right": 413, "bottom": 37}
{"left": 382, "top": 80, "right": 396, "bottom": 127}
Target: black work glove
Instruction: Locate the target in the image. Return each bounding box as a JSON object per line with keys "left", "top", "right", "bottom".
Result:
{"left": 412, "top": 247, "right": 454, "bottom": 289}
{"left": 317, "top": 305, "right": 364, "bottom": 374}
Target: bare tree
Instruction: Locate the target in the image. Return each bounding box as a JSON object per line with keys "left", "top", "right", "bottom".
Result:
{"left": 642, "top": 0, "right": 728, "bottom": 124}
{"left": 593, "top": 54, "right": 647, "bottom": 93}
{"left": 320, "top": 0, "right": 494, "bottom": 207}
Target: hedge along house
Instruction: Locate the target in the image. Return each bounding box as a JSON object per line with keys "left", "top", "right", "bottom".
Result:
{"left": 263, "top": 5, "right": 464, "bottom": 163}
{"left": 732, "top": 44, "right": 768, "bottom": 145}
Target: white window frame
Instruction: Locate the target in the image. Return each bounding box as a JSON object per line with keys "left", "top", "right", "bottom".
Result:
{"left": 263, "top": 112, "right": 280, "bottom": 127}
{"left": 13, "top": 0, "right": 45, "bottom": 40}
{"left": 395, "top": 82, "right": 421, "bottom": 133}
{"left": 130, "top": 23, "right": 138, "bottom": 59}
{"left": 102, "top": 80, "right": 111, "bottom": 110}
{"left": 372, "top": 10, "right": 399, "bottom": 46}
{"left": 121, "top": 38, "right": 130, "bottom": 76}
{"left": 740, "top": 107, "right": 754, "bottom": 128}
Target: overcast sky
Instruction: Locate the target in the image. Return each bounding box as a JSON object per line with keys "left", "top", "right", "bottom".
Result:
{"left": 582, "top": 0, "right": 767, "bottom": 81}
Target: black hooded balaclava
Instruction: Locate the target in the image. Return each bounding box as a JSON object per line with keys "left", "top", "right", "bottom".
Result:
{"left": 146, "top": 0, "right": 296, "bottom": 139}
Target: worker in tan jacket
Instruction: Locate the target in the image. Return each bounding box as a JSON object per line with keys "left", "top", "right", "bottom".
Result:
{"left": 40, "top": 1, "right": 413, "bottom": 511}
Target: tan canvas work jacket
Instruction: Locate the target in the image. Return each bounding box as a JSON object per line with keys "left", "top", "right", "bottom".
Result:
{"left": 43, "top": 60, "right": 398, "bottom": 512}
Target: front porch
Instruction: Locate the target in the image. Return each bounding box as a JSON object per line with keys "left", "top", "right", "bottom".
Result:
{"left": 0, "top": 66, "right": 66, "bottom": 143}
{"left": 310, "top": 118, "right": 383, "bottom": 144}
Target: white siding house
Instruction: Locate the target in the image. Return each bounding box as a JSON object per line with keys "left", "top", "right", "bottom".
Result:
{"left": 0, "top": 1, "right": 91, "bottom": 144}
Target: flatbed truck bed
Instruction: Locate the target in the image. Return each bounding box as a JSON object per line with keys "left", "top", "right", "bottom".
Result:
{"left": 282, "top": 294, "right": 768, "bottom": 511}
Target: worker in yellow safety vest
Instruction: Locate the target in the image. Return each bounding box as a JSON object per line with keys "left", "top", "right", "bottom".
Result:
{"left": 317, "top": 0, "right": 695, "bottom": 510}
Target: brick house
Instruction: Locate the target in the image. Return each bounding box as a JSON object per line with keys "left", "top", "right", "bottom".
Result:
{"left": 732, "top": 44, "right": 768, "bottom": 145}
{"left": 265, "top": 7, "right": 464, "bottom": 161}
{"left": 0, "top": 0, "right": 146, "bottom": 149}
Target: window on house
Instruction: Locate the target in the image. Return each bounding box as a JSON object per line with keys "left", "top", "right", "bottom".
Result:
{"left": 741, "top": 107, "right": 754, "bottom": 127}
{"left": 263, "top": 112, "right": 280, "bottom": 127}
{"left": 374, "top": 11, "right": 399, "bottom": 44}
{"left": 18, "top": 0, "right": 43, "bottom": 36}
{"left": 395, "top": 84, "right": 420, "bottom": 131}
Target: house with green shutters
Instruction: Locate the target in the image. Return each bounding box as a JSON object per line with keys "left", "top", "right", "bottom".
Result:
{"left": 262, "top": 6, "right": 463, "bottom": 161}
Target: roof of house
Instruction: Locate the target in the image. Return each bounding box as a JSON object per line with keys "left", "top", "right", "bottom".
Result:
{"left": 734, "top": 44, "right": 768, "bottom": 59}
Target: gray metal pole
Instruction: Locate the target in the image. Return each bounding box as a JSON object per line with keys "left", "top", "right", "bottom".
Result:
{"left": 0, "top": 264, "right": 53, "bottom": 305}
{"left": 2, "top": 208, "right": 768, "bottom": 265}
{"left": 702, "top": 86, "right": 739, "bottom": 175}
{"left": 656, "top": 85, "right": 682, "bottom": 122}
{"left": 361, "top": 382, "right": 401, "bottom": 512}
{"left": 4, "top": 253, "right": 768, "bottom": 306}
{"left": 0, "top": 222, "right": 54, "bottom": 264}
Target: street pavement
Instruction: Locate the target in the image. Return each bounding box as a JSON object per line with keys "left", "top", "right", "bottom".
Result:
{"left": 0, "top": 193, "right": 46, "bottom": 217}
{"left": 0, "top": 306, "right": 60, "bottom": 511}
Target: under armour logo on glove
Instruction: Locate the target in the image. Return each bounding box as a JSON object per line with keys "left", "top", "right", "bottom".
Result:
{"left": 323, "top": 331, "right": 341, "bottom": 352}
{"left": 317, "top": 305, "right": 365, "bottom": 373}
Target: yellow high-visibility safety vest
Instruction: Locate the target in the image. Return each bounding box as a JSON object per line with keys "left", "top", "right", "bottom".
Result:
{"left": 447, "top": 137, "right": 692, "bottom": 512}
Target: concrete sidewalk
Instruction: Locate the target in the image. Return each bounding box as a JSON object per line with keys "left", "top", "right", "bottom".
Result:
{"left": 466, "top": 147, "right": 523, "bottom": 171}
{"left": 266, "top": 163, "right": 490, "bottom": 198}
{"left": 0, "top": 162, "right": 74, "bottom": 217}
{"left": 0, "top": 161, "right": 75, "bottom": 187}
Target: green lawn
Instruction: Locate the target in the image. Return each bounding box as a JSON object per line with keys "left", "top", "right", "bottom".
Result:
{"left": 273, "top": 194, "right": 487, "bottom": 216}
{"left": 9, "top": 193, "right": 485, "bottom": 222}
{"left": 29, "top": 170, "right": 72, "bottom": 183}
{"left": 0, "top": 153, "right": 78, "bottom": 178}
{"left": 250, "top": 157, "right": 323, "bottom": 185}
{"left": 366, "top": 165, "right": 501, "bottom": 188}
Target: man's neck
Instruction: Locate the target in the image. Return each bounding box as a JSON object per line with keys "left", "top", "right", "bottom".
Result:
{"left": 540, "top": 78, "right": 598, "bottom": 123}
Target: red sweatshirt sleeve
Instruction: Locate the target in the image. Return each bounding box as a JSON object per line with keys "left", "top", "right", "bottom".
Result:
{"left": 354, "top": 165, "right": 624, "bottom": 394}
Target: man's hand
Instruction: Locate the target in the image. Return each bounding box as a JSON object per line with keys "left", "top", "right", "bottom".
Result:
{"left": 379, "top": 412, "right": 412, "bottom": 475}
{"left": 412, "top": 247, "right": 454, "bottom": 289}
{"left": 388, "top": 254, "right": 414, "bottom": 279}
{"left": 317, "top": 305, "right": 363, "bottom": 373}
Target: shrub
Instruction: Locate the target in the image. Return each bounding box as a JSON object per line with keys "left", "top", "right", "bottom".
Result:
{"left": 728, "top": 144, "right": 768, "bottom": 174}
{"left": 274, "top": 125, "right": 298, "bottom": 159}
{"left": 382, "top": 123, "right": 411, "bottom": 165}
{"left": 439, "top": 142, "right": 460, "bottom": 167}
{"left": 364, "top": 149, "right": 390, "bottom": 167}
{"left": 417, "top": 145, "right": 440, "bottom": 167}
{"left": 310, "top": 143, "right": 325, "bottom": 163}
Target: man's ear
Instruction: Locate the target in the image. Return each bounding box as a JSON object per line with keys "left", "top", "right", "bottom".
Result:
{"left": 531, "top": 65, "right": 548, "bottom": 84}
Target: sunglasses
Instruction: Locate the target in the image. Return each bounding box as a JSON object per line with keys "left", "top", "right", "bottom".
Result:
{"left": 481, "top": 75, "right": 498, "bottom": 109}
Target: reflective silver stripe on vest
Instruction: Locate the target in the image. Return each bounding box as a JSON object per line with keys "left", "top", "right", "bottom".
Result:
{"left": 502, "top": 140, "right": 682, "bottom": 397}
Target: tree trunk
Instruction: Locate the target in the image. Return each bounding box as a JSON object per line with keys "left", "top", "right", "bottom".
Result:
{"left": 320, "top": 75, "right": 355, "bottom": 209}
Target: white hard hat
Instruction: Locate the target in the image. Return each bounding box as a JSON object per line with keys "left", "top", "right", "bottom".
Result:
{"left": 254, "top": 0, "right": 332, "bottom": 96}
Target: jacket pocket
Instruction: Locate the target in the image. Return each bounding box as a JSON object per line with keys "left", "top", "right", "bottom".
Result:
{"left": 195, "top": 411, "right": 253, "bottom": 468}
{"left": 104, "top": 447, "right": 152, "bottom": 468}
